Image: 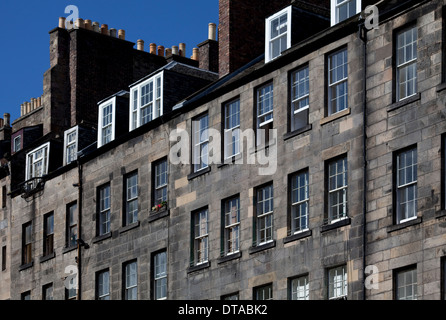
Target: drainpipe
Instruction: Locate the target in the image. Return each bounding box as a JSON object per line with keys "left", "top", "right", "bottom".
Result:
{"left": 359, "top": 22, "right": 368, "bottom": 301}
{"left": 76, "top": 160, "right": 83, "bottom": 300}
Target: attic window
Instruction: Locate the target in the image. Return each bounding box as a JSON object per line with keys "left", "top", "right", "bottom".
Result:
{"left": 98, "top": 98, "right": 116, "bottom": 148}
{"left": 63, "top": 126, "right": 78, "bottom": 165}
{"left": 331, "top": 0, "right": 361, "bottom": 26}
{"left": 265, "top": 6, "right": 292, "bottom": 63}
{"left": 13, "top": 135, "right": 21, "bottom": 153}
{"left": 25, "top": 142, "right": 50, "bottom": 181}
{"left": 130, "top": 72, "right": 163, "bottom": 131}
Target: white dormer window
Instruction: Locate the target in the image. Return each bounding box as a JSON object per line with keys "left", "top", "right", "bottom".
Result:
{"left": 26, "top": 142, "right": 50, "bottom": 181}
{"left": 98, "top": 97, "right": 116, "bottom": 148}
{"left": 331, "top": 0, "right": 361, "bottom": 26}
{"left": 63, "top": 126, "right": 78, "bottom": 165}
{"left": 265, "top": 6, "right": 292, "bottom": 63}
{"left": 130, "top": 72, "right": 163, "bottom": 131}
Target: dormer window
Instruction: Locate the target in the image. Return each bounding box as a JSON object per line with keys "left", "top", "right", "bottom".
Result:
{"left": 331, "top": 0, "right": 361, "bottom": 26}
{"left": 13, "top": 135, "right": 21, "bottom": 153}
{"left": 63, "top": 126, "right": 78, "bottom": 165}
{"left": 25, "top": 142, "right": 50, "bottom": 181}
{"left": 98, "top": 98, "right": 116, "bottom": 148}
{"left": 265, "top": 6, "right": 292, "bottom": 63}
{"left": 130, "top": 72, "right": 163, "bottom": 131}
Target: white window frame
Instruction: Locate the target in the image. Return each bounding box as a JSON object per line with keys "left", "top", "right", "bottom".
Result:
{"left": 256, "top": 184, "right": 274, "bottom": 246}
{"left": 98, "top": 184, "right": 111, "bottom": 236}
{"left": 125, "top": 172, "right": 138, "bottom": 226}
{"left": 223, "top": 99, "right": 241, "bottom": 160}
{"left": 396, "top": 267, "right": 417, "bottom": 300}
{"left": 290, "top": 66, "right": 310, "bottom": 132}
{"left": 328, "top": 265, "right": 348, "bottom": 300}
{"left": 13, "top": 135, "right": 21, "bottom": 153}
{"left": 396, "top": 148, "right": 418, "bottom": 224}
{"left": 328, "top": 48, "right": 349, "bottom": 116}
{"left": 25, "top": 142, "right": 50, "bottom": 181}
{"left": 154, "top": 159, "right": 168, "bottom": 206}
{"left": 290, "top": 275, "right": 309, "bottom": 300}
{"left": 331, "top": 0, "right": 362, "bottom": 26}
{"left": 265, "top": 6, "right": 292, "bottom": 63}
{"left": 63, "top": 126, "right": 78, "bottom": 165}
{"left": 192, "top": 113, "right": 209, "bottom": 173}
{"left": 223, "top": 196, "right": 240, "bottom": 256}
{"left": 255, "top": 284, "right": 273, "bottom": 300}
{"left": 328, "top": 156, "right": 348, "bottom": 224}
{"left": 290, "top": 170, "right": 309, "bottom": 234}
{"left": 129, "top": 72, "right": 164, "bottom": 131}
{"left": 98, "top": 98, "right": 116, "bottom": 148}
{"left": 154, "top": 251, "right": 167, "bottom": 300}
{"left": 193, "top": 208, "right": 209, "bottom": 266}
{"left": 97, "top": 270, "right": 110, "bottom": 300}
{"left": 124, "top": 261, "right": 138, "bottom": 300}
{"left": 396, "top": 26, "right": 418, "bottom": 101}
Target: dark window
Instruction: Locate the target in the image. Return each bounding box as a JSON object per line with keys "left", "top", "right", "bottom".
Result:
{"left": 1, "top": 246, "right": 6, "bottom": 271}
{"left": 222, "top": 195, "right": 240, "bottom": 256}
{"left": 22, "top": 222, "right": 32, "bottom": 265}
{"left": 97, "top": 183, "right": 111, "bottom": 235}
{"left": 43, "top": 212, "right": 54, "bottom": 257}
{"left": 42, "top": 283, "right": 53, "bottom": 300}
{"left": 1, "top": 186, "right": 6, "bottom": 208}
{"left": 441, "top": 257, "right": 446, "bottom": 300}
{"left": 96, "top": 269, "right": 110, "bottom": 300}
{"left": 123, "top": 260, "right": 138, "bottom": 300}
{"left": 254, "top": 283, "right": 273, "bottom": 300}
{"left": 191, "top": 208, "right": 209, "bottom": 266}
{"left": 222, "top": 292, "right": 239, "bottom": 300}
{"left": 66, "top": 202, "right": 78, "bottom": 248}
{"left": 124, "top": 171, "right": 138, "bottom": 226}
{"left": 21, "top": 291, "right": 31, "bottom": 300}
{"left": 153, "top": 159, "right": 168, "bottom": 206}
{"left": 153, "top": 250, "right": 167, "bottom": 300}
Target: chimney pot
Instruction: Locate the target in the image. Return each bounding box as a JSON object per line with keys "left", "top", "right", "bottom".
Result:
{"left": 157, "top": 45, "right": 165, "bottom": 57}
{"left": 149, "top": 43, "right": 157, "bottom": 55}
{"left": 101, "top": 24, "right": 109, "bottom": 35}
{"left": 165, "top": 48, "right": 172, "bottom": 57}
{"left": 75, "top": 18, "right": 84, "bottom": 29}
{"left": 137, "top": 39, "right": 145, "bottom": 51}
{"left": 31, "top": 98, "right": 35, "bottom": 110}
{"left": 192, "top": 48, "right": 199, "bottom": 61}
{"left": 0, "top": 119, "right": 3, "bottom": 128}
{"left": 59, "top": 17, "right": 66, "bottom": 29}
{"left": 179, "top": 43, "right": 186, "bottom": 57}
{"left": 4, "top": 113, "right": 10, "bottom": 127}
{"left": 92, "top": 22, "right": 100, "bottom": 32}
{"left": 109, "top": 28, "right": 117, "bottom": 38}
{"left": 208, "top": 23, "right": 217, "bottom": 41}
{"left": 26, "top": 102, "right": 31, "bottom": 114}
{"left": 118, "top": 29, "right": 126, "bottom": 40}
{"left": 38, "top": 97, "right": 42, "bottom": 107}
{"left": 20, "top": 103, "right": 24, "bottom": 116}
{"left": 172, "top": 45, "right": 179, "bottom": 55}
{"left": 84, "top": 19, "right": 92, "bottom": 30}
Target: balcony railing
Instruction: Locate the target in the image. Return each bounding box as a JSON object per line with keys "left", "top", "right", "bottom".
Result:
{"left": 19, "top": 177, "right": 46, "bottom": 199}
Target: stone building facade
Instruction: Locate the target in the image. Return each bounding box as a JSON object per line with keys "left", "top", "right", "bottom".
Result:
{"left": 0, "top": 0, "right": 445, "bottom": 300}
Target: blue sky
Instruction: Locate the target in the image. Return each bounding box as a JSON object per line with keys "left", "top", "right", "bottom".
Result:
{"left": 0, "top": 0, "right": 219, "bottom": 123}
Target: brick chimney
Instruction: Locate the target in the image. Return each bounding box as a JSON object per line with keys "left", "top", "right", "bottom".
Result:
{"left": 198, "top": 23, "right": 219, "bottom": 73}
{"left": 218, "top": 0, "right": 330, "bottom": 77}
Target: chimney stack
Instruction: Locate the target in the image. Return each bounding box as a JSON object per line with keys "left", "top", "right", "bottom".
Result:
{"left": 3, "top": 113, "right": 10, "bottom": 127}
{"left": 118, "top": 29, "right": 126, "bottom": 40}
{"left": 137, "top": 39, "right": 145, "bottom": 51}
{"left": 59, "top": 17, "right": 66, "bottom": 29}
{"left": 208, "top": 23, "right": 217, "bottom": 41}
{"left": 150, "top": 43, "right": 157, "bottom": 55}
{"left": 158, "top": 45, "right": 165, "bottom": 57}
{"left": 179, "top": 43, "right": 186, "bottom": 57}
{"left": 84, "top": 19, "right": 92, "bottom": 30}
{"left": 101, "top": 24, "right": 109, "bottom": 35}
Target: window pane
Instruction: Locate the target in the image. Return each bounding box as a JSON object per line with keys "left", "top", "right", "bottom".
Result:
{"left": 329, "top": 265, "right": 347, "bottom": 299}
{"left": 396, "top": 268, "right": 417, "bottom": 300}
{"left": 291, "top": 276, "right": 309, "bottom": 300}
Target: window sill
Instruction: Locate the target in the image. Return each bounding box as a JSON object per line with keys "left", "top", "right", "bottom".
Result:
{"left": 187, "top": 166, "right": 211, "bottom": 181}
{"left": 320, "top": 108, "right": 350, "bottom": 126}
{"left": 249, "top": 240, "right": 276, "bottom": 254}
{"left": 283, "top": 125, "right": 312, "bottom": 141}
{"left": 283, "top": 229, "right": 312, "bottom": 244}
{"left": 387, "top": 217, "right": 422, "bottom": 233}
{"left": 387, "top": 93, "right": 421, "bottom": 112}
{"left": 217, "top": 153, "right": 243, "bottom": 168}
{"left": 62, "top": 245, "right": 77, "bottom": 254}
{"left": 119, "top": 221, "right": 140, "bottom": 234}
{"left": 437, "top": 82, "right": 446, "bottom": 93}
{"left": 19, "top": 261, "right": 33, "bottom": 271}
{"left": 321, "top": 217, "right": 351, "bottom": 233}
{"left": 40, "top": 252, "right": 56, "bottom": 263}
{"left": 187, "top": 261, "right": 211, "bottom": 274}
{"left": 435, "top": 210, "right": 446, "bottom": 219}
{"left": 148, "top": 207, "right": 170, "bottom": 223}
{"left": 218, "top": 251, "right": 242, "bottom": 264}
{"left": 92, "top": 232, "right": 112, "bottom": 244}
